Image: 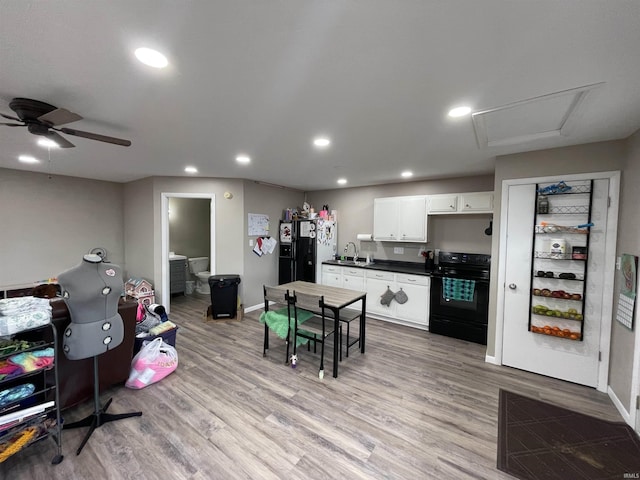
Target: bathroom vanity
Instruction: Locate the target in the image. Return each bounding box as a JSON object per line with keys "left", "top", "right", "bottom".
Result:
{"left": 169, "top": 255, "right": 187, "bottom": 296}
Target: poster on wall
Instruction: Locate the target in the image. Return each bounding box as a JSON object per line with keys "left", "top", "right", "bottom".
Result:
{"left": 248, "top": 213, "right": 269, "bottom": 236}
{"left": 615, "top": 253, "right": 637, "bottom": 330}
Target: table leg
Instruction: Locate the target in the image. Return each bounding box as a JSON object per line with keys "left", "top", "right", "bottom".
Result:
{"left": 360, "top": 297, "right": 366, "bottom": 354}
{"left": 333, "top": 307, "right": 340, "bottom": 378}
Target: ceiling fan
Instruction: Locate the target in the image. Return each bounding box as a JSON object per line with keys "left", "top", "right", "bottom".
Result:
{"left": 0, "top": 97, "right": 131, "bottom": 148}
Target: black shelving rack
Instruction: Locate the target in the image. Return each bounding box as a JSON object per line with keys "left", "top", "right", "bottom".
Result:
{"left": 528, "top": 180, "right": 593, "bottom": 341}
{"left": 0, "top": 322, "right": 63, "bottom": 465}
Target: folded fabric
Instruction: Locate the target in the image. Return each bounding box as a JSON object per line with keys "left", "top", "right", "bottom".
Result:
{"left": 0, "top": 296, "right": 51, "bottom": 316}
{"left": 0, "top": 360, "right": 23, "bottom": 381}
{"left": 0, "top": 339, "right": 45, "bottom": 356}
{"left": 443, "top": 278, "right": 476, "bottom": 302}
{"left": 0, "top": 383, "right": 35, "bottom": 408}
{"left": 8, "top": 348, "right": 55, "bottom": 372}
{"left": 259, "top": 308, "right": 314, "bottom": 346}
{"left": 0, "top": 310, "right": 51, "bottom": 336}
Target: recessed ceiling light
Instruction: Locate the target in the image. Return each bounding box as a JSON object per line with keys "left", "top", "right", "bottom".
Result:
{"left": 313, "top": 137, "right": 331, "bottom": 148}
{"left": 135, "top": 47, "right": 169, "bottom": 68}
{"left": 401, "top": 171, "right": 413, "bottom": 178}
{"left": 236, "top": 155, "right": 251, "bottom": 164}
{"left": 37, "top": 138, "right": 59, "bottom": 148}
{"left": 337, "top": 178, "right": 347, "bottom": 185}
{"left": 184, "top": 166, "right": 198, "bottom": 174}
{"left": 448, "top": 106, "right": 472, "bottom": 118}
{"left": 18, "top": 155, "right": 39, "bottom": 164}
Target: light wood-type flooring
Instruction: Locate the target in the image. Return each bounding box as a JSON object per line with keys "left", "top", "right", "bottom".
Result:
{"left": 2, "top": 293, "right": 624, "bottom": 479}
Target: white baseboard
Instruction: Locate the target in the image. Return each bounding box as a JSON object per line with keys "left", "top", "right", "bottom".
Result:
{"left": 245, "top": 303, "right": 265, "bottom": 313}
{"left": 608, "top": 385, "right": 632, "bottom": 426}
{"left": 485, "top": 354, "right": 499, "bottom": 365}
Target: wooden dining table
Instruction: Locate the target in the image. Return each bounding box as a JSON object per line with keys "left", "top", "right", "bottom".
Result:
{"left": 270, "top": 281, "right": 367, "bottom": 378}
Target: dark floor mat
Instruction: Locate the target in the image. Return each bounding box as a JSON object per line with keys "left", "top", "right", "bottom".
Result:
{"left": 497, "top": 389, "right": 640, "bottom": 480}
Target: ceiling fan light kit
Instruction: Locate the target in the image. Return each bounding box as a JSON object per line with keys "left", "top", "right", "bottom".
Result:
{"left": 1, "top": 98, "right": 132, "bottom": 148}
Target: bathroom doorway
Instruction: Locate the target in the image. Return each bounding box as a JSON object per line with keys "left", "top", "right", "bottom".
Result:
{"left": 161, "top": 193, "right": 216, "bottom": 313}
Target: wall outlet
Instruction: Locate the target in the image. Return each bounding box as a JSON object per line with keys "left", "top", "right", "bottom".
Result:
{"left": 393, "top": 247, "right": 404, "bottom": 255}
{"left": 249, "top": 239, "right": 254, "bottom": 247}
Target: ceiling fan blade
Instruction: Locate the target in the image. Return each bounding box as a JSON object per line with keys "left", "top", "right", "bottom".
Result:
{"left": 1, "top": 112, "right": 22, "bottom": 122}
{"left": 46, "top": 131, "right": 75, "bottom": 148}
{"left": 59, "top": 127, "right": 131, "bottom": 147}
{"left": 37, "top": 108, "right": 83, "bottom": 126}
{"left": 1, "top": 122, "right": 24, "bottom": 126}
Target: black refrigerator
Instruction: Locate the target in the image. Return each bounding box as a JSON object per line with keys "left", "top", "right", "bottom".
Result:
{"left": 278, "top": 219, "right": 337, "bottom": 285}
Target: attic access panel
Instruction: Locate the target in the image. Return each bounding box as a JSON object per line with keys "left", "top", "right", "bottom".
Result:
{"left": 472, "top": 83, "right": 603, "bottom": 148}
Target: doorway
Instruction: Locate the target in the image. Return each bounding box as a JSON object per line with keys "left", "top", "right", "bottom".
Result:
{"left": 161, "top": 192, "right": 216, "bottom": 313}
{"left": 496, "top": 172, "right": 619, "bottom": 391}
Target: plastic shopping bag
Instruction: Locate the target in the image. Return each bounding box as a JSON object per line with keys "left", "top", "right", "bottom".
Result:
{"left": 125, "top": 337, "right": 178, "bottom": 389}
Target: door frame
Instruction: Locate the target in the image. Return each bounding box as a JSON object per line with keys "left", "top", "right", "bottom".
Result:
{"left": 495, "top": 171, "right": 620, "bottom": 393}
{"left": 632, "top": 290, "right": 640, "bottom": 433}
{"left": 161, "top": 192, "right": 216, "bottom": 312}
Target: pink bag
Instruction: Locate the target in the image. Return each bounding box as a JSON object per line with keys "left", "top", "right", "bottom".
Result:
{"left": 125, "top": 337, "right": 178, "bottom": 389}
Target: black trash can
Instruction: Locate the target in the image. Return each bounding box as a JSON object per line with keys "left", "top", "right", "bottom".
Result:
{"left": 208, "top": 275, "right": 241, "bottom": 319}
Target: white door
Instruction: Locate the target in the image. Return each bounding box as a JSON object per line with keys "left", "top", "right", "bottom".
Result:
{"left": 502, "top": 180, "right": 610, "bottom": 388}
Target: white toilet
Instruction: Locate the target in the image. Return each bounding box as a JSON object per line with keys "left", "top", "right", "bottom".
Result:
{"left": 188, "top": 257, "right": 211, "bottom": 295}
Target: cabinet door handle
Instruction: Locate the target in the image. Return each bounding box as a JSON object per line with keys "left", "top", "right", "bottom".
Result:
{"left": 509, "top": 283, "right": 517, "bottom": 290}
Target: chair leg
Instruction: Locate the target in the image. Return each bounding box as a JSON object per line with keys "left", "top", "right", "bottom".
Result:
{"left": 319, "top": 336, "right": 325, "bottom": 379}
{"left": 263, "top": 324, "right": 269, "bottom": 357}
{"left": 345, "top": 322, "right": 350, "bottom": 358}
{"left": 285, "top": 326, "right": 291, "bottom": 365}
{"left": 339, "top": 325, "right": 343, "bottom": 362}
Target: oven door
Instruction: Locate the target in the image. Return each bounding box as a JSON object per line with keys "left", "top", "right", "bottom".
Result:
{"left": 429, "top": 273, "right": 489, "bottom": 344}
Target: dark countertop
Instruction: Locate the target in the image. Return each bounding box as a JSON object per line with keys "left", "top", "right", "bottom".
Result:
{"left": 323, "top": 259, "right": 432, "bottom": 276}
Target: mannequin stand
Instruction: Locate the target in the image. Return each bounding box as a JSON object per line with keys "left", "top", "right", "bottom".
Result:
{"left": 64, "top": 355, "right": 142, "bottom": 455}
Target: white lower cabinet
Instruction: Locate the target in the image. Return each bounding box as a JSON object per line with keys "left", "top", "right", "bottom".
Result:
{"left": 364, "top": 270, "right": 396, "bottom": 317}
{"left": 323, "top": 264, "right": 430, "bottom": 329}
{"left": 342, "top": 267, "right": 365, "bottom": 293}
{"left": 321, "top": 265, "right": 343, "bottom": 288}
{"left": 395, "top": 274, "right": 429, "bottom": 327}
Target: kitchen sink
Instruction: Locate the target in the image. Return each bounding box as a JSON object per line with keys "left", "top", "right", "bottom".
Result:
{"left": 336, "top": 260, "right": 369, "bottom": 267}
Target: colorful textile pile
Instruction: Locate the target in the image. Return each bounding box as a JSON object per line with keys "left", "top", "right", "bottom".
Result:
{"left": 0, "top": 348, "right": 54, "bottom": 381}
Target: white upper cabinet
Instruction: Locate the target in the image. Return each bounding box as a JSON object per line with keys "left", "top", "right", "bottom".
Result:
{"left": 428, "top": 191, "right": 493, "bottom": 214}
{"left": 373, "top": 195, "right": 428, "bottom": 242}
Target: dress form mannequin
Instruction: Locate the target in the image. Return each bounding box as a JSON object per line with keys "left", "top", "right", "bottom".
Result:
{"left": 57, "top": 254, "right": 124, "bottom": 360}
{"left": 57, "top": 254, "right": 141, "bottom": 455}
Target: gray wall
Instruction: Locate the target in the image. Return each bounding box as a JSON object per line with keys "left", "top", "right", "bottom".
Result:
{"left": 306, "top": 175, "right": 495, "bottom": 262}
{"left": 609, "top": 130, "right": 640, "bottom": 412}
{"left": 123, "top": 177, "right": 154, "bottom": 283}
{"left": 148, "top": 177, "right": 245, "bottom": 304}
{"left": 490, "top": 140, "right": 627, "bottom": 398}
{"left": 0, "top": 168, "right": 124, "bottom": 288}
{"left": 242, "top": 180, "right": 304, "bottom": 308}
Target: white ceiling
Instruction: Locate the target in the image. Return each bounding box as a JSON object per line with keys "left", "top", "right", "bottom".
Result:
{"left": 1, "top": 1, "right": 639, "bottom": 191}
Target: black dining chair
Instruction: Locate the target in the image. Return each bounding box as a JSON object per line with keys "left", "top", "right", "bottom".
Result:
{"left": 290, "top": 291, "right": 338, "bottom": 379}
{"left": 262, "top": 285, "right": 294, "bottom": 364}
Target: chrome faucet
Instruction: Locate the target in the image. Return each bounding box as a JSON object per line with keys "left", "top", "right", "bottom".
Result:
{"left": 344, "top": 242, "right": 358, "bottom": 261}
